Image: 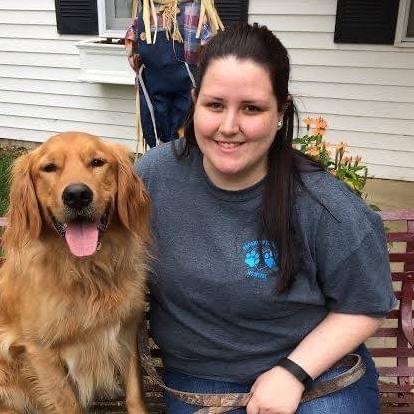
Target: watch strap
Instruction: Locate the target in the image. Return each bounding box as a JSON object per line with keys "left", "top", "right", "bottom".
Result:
{"left": 277, "top": 357, "right": 313, "bottom": 388}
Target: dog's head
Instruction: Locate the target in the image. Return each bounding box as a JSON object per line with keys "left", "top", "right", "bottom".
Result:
{"left": 4, "top": 132, "right": 150, "bottom": 257}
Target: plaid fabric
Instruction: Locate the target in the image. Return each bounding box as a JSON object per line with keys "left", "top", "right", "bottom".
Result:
{"left": 125, "top": 0, "right": 213, "bottom": 71}
{"left": 183, "top": 1, "right": 212, "bottom": 64}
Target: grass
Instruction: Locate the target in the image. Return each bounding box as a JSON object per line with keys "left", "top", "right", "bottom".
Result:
{"left": 0, "top": 146, "right": 27, "bottom": 217}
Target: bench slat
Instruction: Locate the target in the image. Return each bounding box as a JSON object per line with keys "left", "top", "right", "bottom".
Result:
{"left": 370, "top": 348, "right": 414, "bottom": 357}
{"left": 389, "top": 252, "right": 414, "bottom": 263}
{"left": 380, "top": 211, "right": 414, "bottom": 220}
{"left": 387, "top": 232, "right": 414, "bottom": 242}
{"left": 379, "top": 383, "right": 414, "bottom": 393}
{"left": 379, "top": 367, "right": 414, "bottom": 376}
{"left": 391, "top": 272, "right": 414, "bottom": 281}
{"left": 375, "top": 328, "right": 402, "bottom": 337}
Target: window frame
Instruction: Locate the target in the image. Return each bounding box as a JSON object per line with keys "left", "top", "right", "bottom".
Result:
{"left": 395, "top": 0, "right": 414, "bottom": 47}
{"left": 97, "top": 0, "right": 134, "bottom": 38}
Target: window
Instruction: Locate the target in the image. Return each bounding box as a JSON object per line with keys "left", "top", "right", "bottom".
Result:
{"left": 395, "top": 0, "right": 414, "bottom": 46}
{"left": 97, "top": 0, "right": 135, "bottom": 38}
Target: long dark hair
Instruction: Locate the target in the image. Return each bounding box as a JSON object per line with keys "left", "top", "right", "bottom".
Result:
{"left": 181, "top": 23, "right": 323, "bottom": 292}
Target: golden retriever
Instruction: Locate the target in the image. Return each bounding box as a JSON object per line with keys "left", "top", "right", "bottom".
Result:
{"left": 0, "top": 132, "right": 150, "bottom": 413}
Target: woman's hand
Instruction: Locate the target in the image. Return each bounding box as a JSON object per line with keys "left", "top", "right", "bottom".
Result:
{"left": 247, "top": 366, "right": 305, "bottom": 414}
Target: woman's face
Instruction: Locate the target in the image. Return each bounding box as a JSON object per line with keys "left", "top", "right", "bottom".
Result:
{"left": 193, "top": 56, "right": 281, "bottom": 191}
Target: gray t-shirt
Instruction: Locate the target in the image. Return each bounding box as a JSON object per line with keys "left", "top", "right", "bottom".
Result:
{"left": 135, "top": 140, "right": 396, "bottom": 383}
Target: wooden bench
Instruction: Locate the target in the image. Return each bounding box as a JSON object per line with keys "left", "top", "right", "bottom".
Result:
{"left": 372, "top": 210, "right": 414, "bottom": 413}
{"left": 1, "top": 211, "right": 414, "bottom": 413}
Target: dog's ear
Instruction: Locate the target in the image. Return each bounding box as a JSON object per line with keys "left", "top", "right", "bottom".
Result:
{"left": 113, "top": 145, "right": 151, "bottom": 242}
{"left": 3, "top": 152, "right": 42, "bottom": 251}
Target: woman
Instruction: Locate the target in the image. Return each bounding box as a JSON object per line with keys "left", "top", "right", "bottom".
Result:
{"left": 135, "top": 23, "right": 396, "bottom": 414}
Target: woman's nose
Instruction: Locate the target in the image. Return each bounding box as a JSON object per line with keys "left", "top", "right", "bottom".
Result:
{"left": 219, "top": 110, "right": 240, "bottom": 136}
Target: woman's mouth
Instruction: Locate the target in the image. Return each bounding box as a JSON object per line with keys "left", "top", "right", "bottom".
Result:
{"left": 215, "top": 141, "right": 244, "bottom": 149}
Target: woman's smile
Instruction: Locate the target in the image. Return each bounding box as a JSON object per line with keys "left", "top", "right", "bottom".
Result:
{"left": 215, "top": 140, "right": 245, "bottom": 151}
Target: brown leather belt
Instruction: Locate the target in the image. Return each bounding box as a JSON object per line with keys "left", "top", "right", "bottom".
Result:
{"left": 139, "top": 327, "right": 366, "bottom": 413}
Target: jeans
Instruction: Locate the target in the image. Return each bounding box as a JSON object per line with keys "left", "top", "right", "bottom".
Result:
{"left": 162, "top": 345, "right": 380, "bottom": 413}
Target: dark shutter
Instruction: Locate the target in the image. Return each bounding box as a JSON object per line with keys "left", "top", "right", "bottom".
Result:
{"left": 334, "top": 0, "right": 400, "bottom": 44}
{"left": 215, "top": 0, "right": 249, "bottom": 27}
{"left": 55, "top": 0, "right": 98, "bottom": 35}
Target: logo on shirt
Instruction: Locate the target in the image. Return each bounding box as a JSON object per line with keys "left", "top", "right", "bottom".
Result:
{"left": 242, "top": 240, "right": 278, "bottom": 281}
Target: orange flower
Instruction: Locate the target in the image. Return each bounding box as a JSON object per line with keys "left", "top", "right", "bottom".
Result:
{"left": 311, "top": 128, "right": 326, "bottom": 136}
{"left": 315, "top": 116, "right": 328, "bottom": 130}
{"left": 306, "top": 146, "right": 320, "bottom": 157}
{"left": 303, "top": 116, "right": 314, "bottom": 127}
{"left": 336, "top": 142, "right": 348, "bottom": 151}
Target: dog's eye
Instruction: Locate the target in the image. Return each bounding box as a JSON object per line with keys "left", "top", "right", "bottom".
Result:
{"left": 41, "top": 163, "right": 57, "bottom": 173}
{"left": 90, "top": 158, "right": 106, "bottom": 168}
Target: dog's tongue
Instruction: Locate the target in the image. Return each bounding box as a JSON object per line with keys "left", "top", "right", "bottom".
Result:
{"left": 65, "top": 222, "right": 99, "bottom": 257}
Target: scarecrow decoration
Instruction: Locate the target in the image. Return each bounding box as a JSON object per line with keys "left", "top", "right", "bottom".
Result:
{"left": 125, "top": 0, "right": 224, "bottom": 148}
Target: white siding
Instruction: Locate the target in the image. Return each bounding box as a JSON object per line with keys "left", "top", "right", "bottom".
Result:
{"left": 0, "top": 0, "right": 413, "bottom": 180}
{"left": 250, "top": 0, "right": 414, "bottom": 181}
{"left": 0, "top": 0, "right": 137, "bottom": 150}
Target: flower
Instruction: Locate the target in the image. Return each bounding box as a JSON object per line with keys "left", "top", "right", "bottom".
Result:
{"left": 336, "top": 142, "right": 348, "bottom": 151}
{"left": 304, "top": 116, "right": 314, "bottom": 127}
{"left": 306, "top": 145, "right": 320, "bottom": 158}
{"left": 315, "top": 116, "right": 328, "bottom": 130}
{"left": 311, "top": 128, "right": 326, "bottom": 136}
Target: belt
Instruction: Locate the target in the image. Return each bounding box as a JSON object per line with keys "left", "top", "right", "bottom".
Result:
{"left": 138, "top": 326, "right": 366, "bottom": 413}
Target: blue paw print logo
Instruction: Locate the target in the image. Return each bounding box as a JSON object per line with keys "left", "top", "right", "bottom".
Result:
{"left": 263, "top": 250, "right": 276, "bottom": 269}
{"left": 245, "top": 250, "right": 260, "bottom": 268}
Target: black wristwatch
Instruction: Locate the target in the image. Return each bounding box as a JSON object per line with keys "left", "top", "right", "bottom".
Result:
{"left": 277, "top": 357, "right": 313, "bottom": 389}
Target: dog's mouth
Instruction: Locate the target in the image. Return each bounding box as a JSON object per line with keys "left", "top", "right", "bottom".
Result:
{"left": 49, "top": 205, "right": 111, "bottom": 257}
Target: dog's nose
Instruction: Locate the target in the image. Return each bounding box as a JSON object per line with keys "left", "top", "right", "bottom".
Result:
{"left": 62, "top": 184, "right": 93, "bottom": 210}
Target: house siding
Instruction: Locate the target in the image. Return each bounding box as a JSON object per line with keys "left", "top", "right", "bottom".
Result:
{"left": 0, "top": 0, "right": 137, "bottom": 150}
{"left": 249, "top": 0, "right": 414, "bottom": 181}
{"left": 0, "top": 0, "right": 413, "bottom": 180}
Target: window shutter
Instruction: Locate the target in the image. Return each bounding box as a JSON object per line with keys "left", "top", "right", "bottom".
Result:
{"left": 55, "top": 0, "right": 98, "bottom": 35}
{"left": 334, "top": 0, "right": 400, "bottom": 44}
{"left": 215, "top": 0, "right": 249, "bottom": 27}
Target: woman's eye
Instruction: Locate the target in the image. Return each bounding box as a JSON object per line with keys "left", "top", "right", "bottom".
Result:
{"left": 41, "top": 163, "right": 57, "bottom": 173}
{"left": 206, "top": 102, "right": 223, "bottom": 111}
{"left": 244, "top": 105, "right": 261, "bottom": 113}
{"left": 90, "top": 158, "right": 106, "bottom": 168}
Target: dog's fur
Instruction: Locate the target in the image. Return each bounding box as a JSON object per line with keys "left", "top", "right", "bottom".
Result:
{"left": 0, "top": 132, "right": 150, "bottom": 413}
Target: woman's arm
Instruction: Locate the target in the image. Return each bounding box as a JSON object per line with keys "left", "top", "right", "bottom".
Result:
{"left": 287, "top": 311, "right": 381, "bottom": 378}
{"left": 247, "top": 312, "right": 382, "bottom": 414}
